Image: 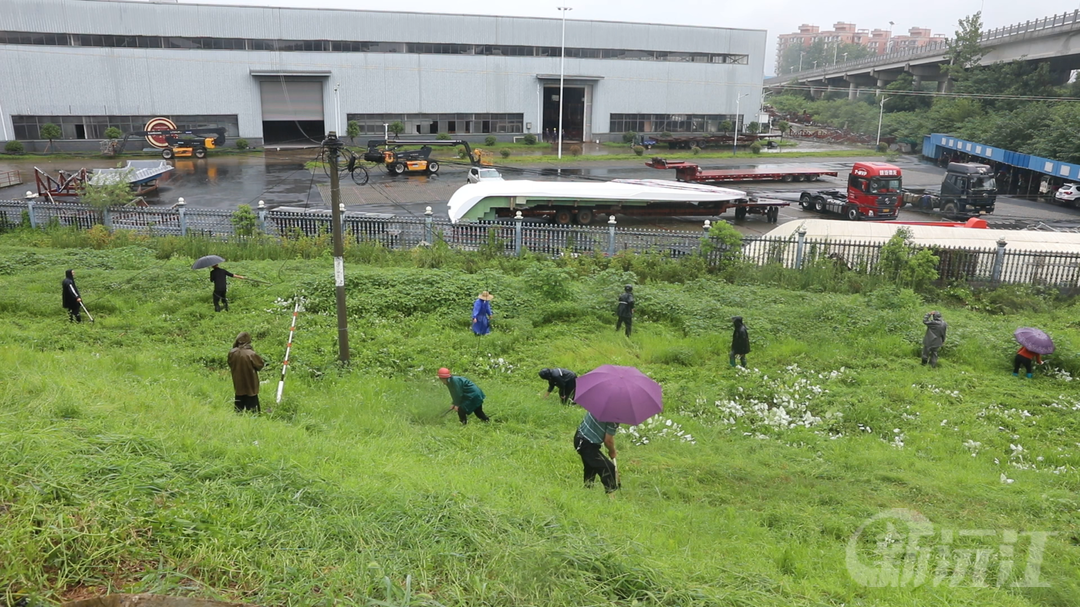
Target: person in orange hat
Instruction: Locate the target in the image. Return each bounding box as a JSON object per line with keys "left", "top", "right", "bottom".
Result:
{"left": 438, "top": 367, "right": 490, "bottom": 424}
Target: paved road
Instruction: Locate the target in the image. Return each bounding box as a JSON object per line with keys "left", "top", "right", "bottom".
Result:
{"left": 4, "top": 151, "right": 1080, "bottom": 235}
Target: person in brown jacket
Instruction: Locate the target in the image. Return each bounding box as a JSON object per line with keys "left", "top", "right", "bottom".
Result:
{"left": 228, "top": 332, "right": 265, "bottom": 413}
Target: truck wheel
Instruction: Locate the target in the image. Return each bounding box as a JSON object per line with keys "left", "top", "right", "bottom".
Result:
{"left": 735, "top": 206, "right": 748, "bottom": 220}
{"left": 554, "top": 209, "right": 572, "bottom": 225}
{"left": 576, "top": 209, "right": 594, "bottom": 225}
{"left": 392, "top": 162, "right": 406, "bottom": 175}
{"left": 814, "top": 197, "right": 826, "bottom": 213}
{"left": 427, "top": 161, "right": 439, "bottom": 174}
{"left": 194, "top": 147, "right": 206, "bottom": 159}
{"left": 800, "top": 193, "right": 814, "bottom": 210}
{"left": 161, "top": 148, "right": 174, "bottom": 160}
{"left": 809, "top": 174, "right": 821, "bottom": 181}
{"left": 782, "top": 174, "right": 794, "bottom": 182}
{"left": 767, "top": 207, "right": 779, "bottom": 223}
{"left": 846, "top": 206, "right": 859, "bottom": 221}
{"left": 942, "top": 202, "right": 958, "bottom": 218}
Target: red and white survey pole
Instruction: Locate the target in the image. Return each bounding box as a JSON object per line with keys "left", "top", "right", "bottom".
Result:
{"left": 276, "top": 299, "right": 301, "bottom": 404}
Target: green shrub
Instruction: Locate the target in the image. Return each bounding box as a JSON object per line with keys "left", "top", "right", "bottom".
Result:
{"left": 231, "top": 204, "right": 260, "bottom": 238}
{"left": 346, "top": 120, "right": 360, "bottom": 142}
{"left": 103, "top": 126, "right": 123, "bottom": 140}
{"left": 750, "top": 141, "right": 763, "bottom": 155}
{"left": 691, "top": 146, "right": 701, "bottom": 155}
{"left": 661, "top": 131, "right": 673, "bottom": 138}
{"left": 877, "top": 142, "right": 889, "bottom": 153}
{"left": 436, "top": 132, "right": 451, "bottom": 140}
{"left": 4, "top": 140, "right": 24, "bottom": 154}
{"left": 235, "top": 138, "right": 250, "bottom": 150}
{"left": 484, "top": 135, "right": 497, "bottom": 147}
{"left": 622, "top": 131, "right": 637, "bottom": 144}
{"left": 499, "top": 148, "right": 511, "bottom": 158}
{"left": 632, "top": 145, "right": 645, "bottom": 156}
{"left": 523, "top": 133, "right": 537, "bottom": 145}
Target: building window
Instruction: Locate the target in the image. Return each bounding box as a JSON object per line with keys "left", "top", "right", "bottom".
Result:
{"left": 346, "top": 113, "right": 526, "bottom": 136}
{"left": 609, "top": 113, "right": 737, "bottom": 134}
{"left": 11, "top": 114, "right": 240, "bottom": 140}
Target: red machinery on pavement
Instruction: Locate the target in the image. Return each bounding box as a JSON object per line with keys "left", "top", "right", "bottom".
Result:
{"left": 799, "top": 162, "right": 903, "bottom": 221}
{"left": 646, "top": 158, "right": 838, "bottom": 183}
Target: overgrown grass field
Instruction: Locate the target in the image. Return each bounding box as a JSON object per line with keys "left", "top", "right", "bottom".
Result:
{"left": 1, "top": 235, "right": 1079, "bottom": 607}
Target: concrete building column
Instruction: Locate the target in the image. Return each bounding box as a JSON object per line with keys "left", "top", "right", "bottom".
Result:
{"left": 849, "top": 81, "right": 858, "bottom": 101}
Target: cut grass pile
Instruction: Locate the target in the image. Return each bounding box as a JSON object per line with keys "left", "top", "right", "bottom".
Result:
{"left": 1, "top": 241, "right": 1079, "bottom": 607}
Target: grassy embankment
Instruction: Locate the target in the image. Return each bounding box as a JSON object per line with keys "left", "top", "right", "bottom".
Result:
{"left": 1, "top": 232, "right": 1079, "bottom": 607}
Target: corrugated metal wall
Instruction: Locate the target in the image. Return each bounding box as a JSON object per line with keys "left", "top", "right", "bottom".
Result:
{"left": 0, "top": 0, "right": 766, "bottom": 141}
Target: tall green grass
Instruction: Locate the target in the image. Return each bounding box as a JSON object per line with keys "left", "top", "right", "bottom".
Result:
{"left": 1, "top": 239, "right": 1079, "bottom": 606}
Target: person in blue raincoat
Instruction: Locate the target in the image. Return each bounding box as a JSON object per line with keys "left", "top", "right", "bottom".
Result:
{"left": 472, "top": 290, "right": 494, "bottom": 335}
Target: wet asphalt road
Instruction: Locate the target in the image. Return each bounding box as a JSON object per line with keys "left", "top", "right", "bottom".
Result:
{"left": 3, "top": 150, "right": 1080, "bottom": 235}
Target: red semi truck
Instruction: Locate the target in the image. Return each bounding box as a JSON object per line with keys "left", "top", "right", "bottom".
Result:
{"left": 647, "top": 158, "right": 838, "bottom": 183}
{"left": 798, "top": 162, "right": 903, "bottom": 221}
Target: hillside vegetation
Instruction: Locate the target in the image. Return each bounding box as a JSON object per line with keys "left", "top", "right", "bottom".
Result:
{"left": 1, "top": 234, "right": 1079, "bottom": 607}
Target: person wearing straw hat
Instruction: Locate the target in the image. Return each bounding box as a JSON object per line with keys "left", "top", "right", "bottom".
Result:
{"left": 438, "top": 367, "right": 490, "bottom": 425}
{"left": 472, "top": 290, "right": 494, "bottom": 335}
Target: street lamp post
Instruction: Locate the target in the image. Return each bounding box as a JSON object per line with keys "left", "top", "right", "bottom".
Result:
{"left": 876, "top": 96, "right": 890, "bottom": 150}
{"left": 557, "top": 6, "right": 572, "bottom": 160}
{"left": 733, "top": 92, "right": 750, "bottom": 156}
{"left": 833, "top": 43, "right": 838, "bottom": 66}
{"left": 799, "top": 51, "right": 804, "bottom": 72}
{"left": 333, "top": 83, "right": 341, "bottom": 135}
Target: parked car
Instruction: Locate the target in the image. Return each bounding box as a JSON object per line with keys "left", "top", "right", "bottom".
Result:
{"left": 1054, "top": 183, "right": 1080, "bottom": 205}
{"left": 467, "top": 167, "right": 504, "bottom": 184}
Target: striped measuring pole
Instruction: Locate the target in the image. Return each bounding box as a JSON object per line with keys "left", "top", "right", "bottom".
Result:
{"left": 275, "top": 299, "right": 301, "bottom": 404}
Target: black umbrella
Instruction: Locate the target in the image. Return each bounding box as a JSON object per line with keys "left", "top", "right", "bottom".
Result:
{"left": 192, "top": 255, "right": 225, "bottom": 270}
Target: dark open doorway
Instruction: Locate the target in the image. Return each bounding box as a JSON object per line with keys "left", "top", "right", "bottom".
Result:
{"left": 262, "top": 120, "right": 324, "bottom": 145}
{"left": 542, "top": 85, "right": 585, "bottom": 142}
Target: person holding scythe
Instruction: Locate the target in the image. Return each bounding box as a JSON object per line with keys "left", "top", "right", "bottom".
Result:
{"left": 210, "top": 263, "right": 246, "bottom": 312}
{"left": 438, "top": 367, "right": 490, "bottom": 425}
{"left": 61, "top": 269, "right": 83, "bottom": 323}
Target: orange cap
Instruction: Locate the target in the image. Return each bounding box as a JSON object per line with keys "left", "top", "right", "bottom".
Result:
{"left": 437, "top": 367, "right": 452, "bottom": 378}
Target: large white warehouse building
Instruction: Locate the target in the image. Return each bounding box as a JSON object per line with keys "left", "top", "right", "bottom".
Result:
{"left": 0, "top": 0, "right": 766, "bottom": 149}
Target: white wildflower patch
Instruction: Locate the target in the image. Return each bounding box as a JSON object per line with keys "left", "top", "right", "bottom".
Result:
{"left": 963, "top": 439, "right": 982, "bottom": 457}
{"left": 912, "top": 383, "right": 962, "bottom": 400}
{"left": 886, "top": 428, "right": 906, "bottom": 449}
{"left": 708, "top": 364, "right": 844, "bottom": 437}
{"left": 627, "top": 415, "right": 696, "bottom": 446}
{"left": 1045, "top": 367, "right": 1075, "bottom": 382}
{"left": 485, "top": 354, "right": 515, "bottom": 374}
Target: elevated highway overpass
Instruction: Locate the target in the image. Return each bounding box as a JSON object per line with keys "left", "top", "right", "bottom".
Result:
{"left": 765, "top": 11, "right": 1080, "bottom": 98}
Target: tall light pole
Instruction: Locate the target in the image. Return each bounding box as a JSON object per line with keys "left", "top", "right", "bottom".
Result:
{"left": 876, "top": 96, "right": 890, "bottom": 151}
{"left": 887, "top": 21, "right": 894, "bottom": 53}
{"left": 733, "top": 92, "right": 750, "bottom": 156}
{"left": 557, "top": 6, "right": 572, "bottom": 159}
{"left": 333, "top": 82, "right": 341, "bottom": 135}
{"left": 799, "top": 50, "right": 805, "bottom": 72}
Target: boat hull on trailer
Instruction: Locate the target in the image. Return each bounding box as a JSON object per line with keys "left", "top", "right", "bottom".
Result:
{"left": 447, "top": 179, "right": 749, "bottom": 223}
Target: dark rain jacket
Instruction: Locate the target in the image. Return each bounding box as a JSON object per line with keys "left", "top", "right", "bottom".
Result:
{"left": 446, "top": 375, "right": 485, "bottom": 413}
{"left": 61, "top": 269, "right": 80, "bottom": 310}
{"left": 617, "top": 292, "right": 634, "bottom": 318}
{"left": 210, "top": 267, "right": 234, "bottom": 291}
{"left": 731, "top": 319, "right": 751, "bottom": 355}
{"left": 228, "top": 332, "right": 265, "bottom": 396}
{"left": 540, "top": 368, "right": 577, "bottom": 392}
{"left": 922, "top": 314, "right": 948, "bottom": 349}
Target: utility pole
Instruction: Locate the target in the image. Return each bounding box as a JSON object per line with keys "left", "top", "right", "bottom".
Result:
{"left": 733, "top": 92, "right": 750, "bottom": 156}
{"left": 323, "top": 131, "right": 350, "bottom": 363}
{"left": 876, "top": 96, "right": 890, "bottom": 151}
{"left": 557, "top": 6, "right": 572, "bottom": 159}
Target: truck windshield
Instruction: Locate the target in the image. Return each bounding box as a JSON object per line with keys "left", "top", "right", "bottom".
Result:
{"left": 871, "top": 178, "right": 901, "bottom": 193}
{"left": 970, "top": 176, "right": 996, "bottom": 191}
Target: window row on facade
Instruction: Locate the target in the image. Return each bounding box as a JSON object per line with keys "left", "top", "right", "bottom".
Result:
{"left": 0, "top": 31, "right": 749, "bottom": 64}
{"left": 346, "top": 114, "right": 525, "bottom": 136}
{"left": 11, "top": 115, "right": 240, "bottom": 140}
{"left": 609, "top": 114, "right": 741, "bottom": 134}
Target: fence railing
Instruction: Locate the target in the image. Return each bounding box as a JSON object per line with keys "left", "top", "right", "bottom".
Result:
{"left": 0, "top": 170, "right": 21, "bottom": 189}
{"left": 778, "top": 10, "right": 1080, "bottom": 81}
{"left": 2, "top": 199, "right": 1079, "bottom": 289}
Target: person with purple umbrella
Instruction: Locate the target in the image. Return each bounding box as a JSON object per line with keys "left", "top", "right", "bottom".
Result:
{"left": 574, "top": 411, "right": 619, "bottom": 494}
{"left": 1013, "top": 327, "right": 1053, "bottom": 379}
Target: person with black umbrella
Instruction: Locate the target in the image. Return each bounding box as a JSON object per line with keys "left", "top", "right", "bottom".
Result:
{"left": 210, "top": 263, "right": 246, "bottom": 312}
{"left": 61, "top": 269, "right": 82, "bottom": 323}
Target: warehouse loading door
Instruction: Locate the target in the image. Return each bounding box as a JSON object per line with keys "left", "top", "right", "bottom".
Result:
{"left": 542, "top": 85, "right": 585, "bottom": 142}
{"left": 260, "top": 80, "right": 324, "bottom": 144}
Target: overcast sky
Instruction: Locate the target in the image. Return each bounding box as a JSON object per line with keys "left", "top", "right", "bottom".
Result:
{"left": 173, "top": 0, "right": 1080, "bottom": 75}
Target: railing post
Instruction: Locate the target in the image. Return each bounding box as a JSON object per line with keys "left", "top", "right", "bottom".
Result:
{"left": 992, "top": 237, "right": 1007, "bottom": 283}
{"left": 607, "top": 215, "right": 617, "bottom": 256}
{"left": 795, "top": 226, "right": 808, "bottom": 269}
{"left": 103, "top": 207, "right": 113, "bottom": 230}
{"left": 25, "top": 191, "right": 37, "bottom": 228}
{"left": 177, "top": 197, "right": 187, "bottom": 237}
{"left": 257, "top": 200, "right": 267, "bottom": 233}
{"left": 424, "top": 206, "right": 433, "bottom": 245}
{"left": 514, "top": 211, "right": 523, "bottom": 256}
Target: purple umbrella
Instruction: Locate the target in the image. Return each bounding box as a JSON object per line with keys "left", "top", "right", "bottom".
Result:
{"left": 575, "top": 365, "right": 662, "bottom": 426}
{"left": 1014, "top": 327, "right": 1055, "bottom": 355}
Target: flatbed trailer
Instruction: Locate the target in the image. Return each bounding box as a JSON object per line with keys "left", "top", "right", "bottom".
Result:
{"left": 647, "top": 158, "right": 838, "bottom": 183}
{"left": 493, "top": 198, "right": 788, "bottom": 223}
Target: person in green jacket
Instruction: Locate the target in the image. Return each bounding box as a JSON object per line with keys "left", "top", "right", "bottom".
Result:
{"left": 438, "top": 367, "right": 490, "bottom": 425}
